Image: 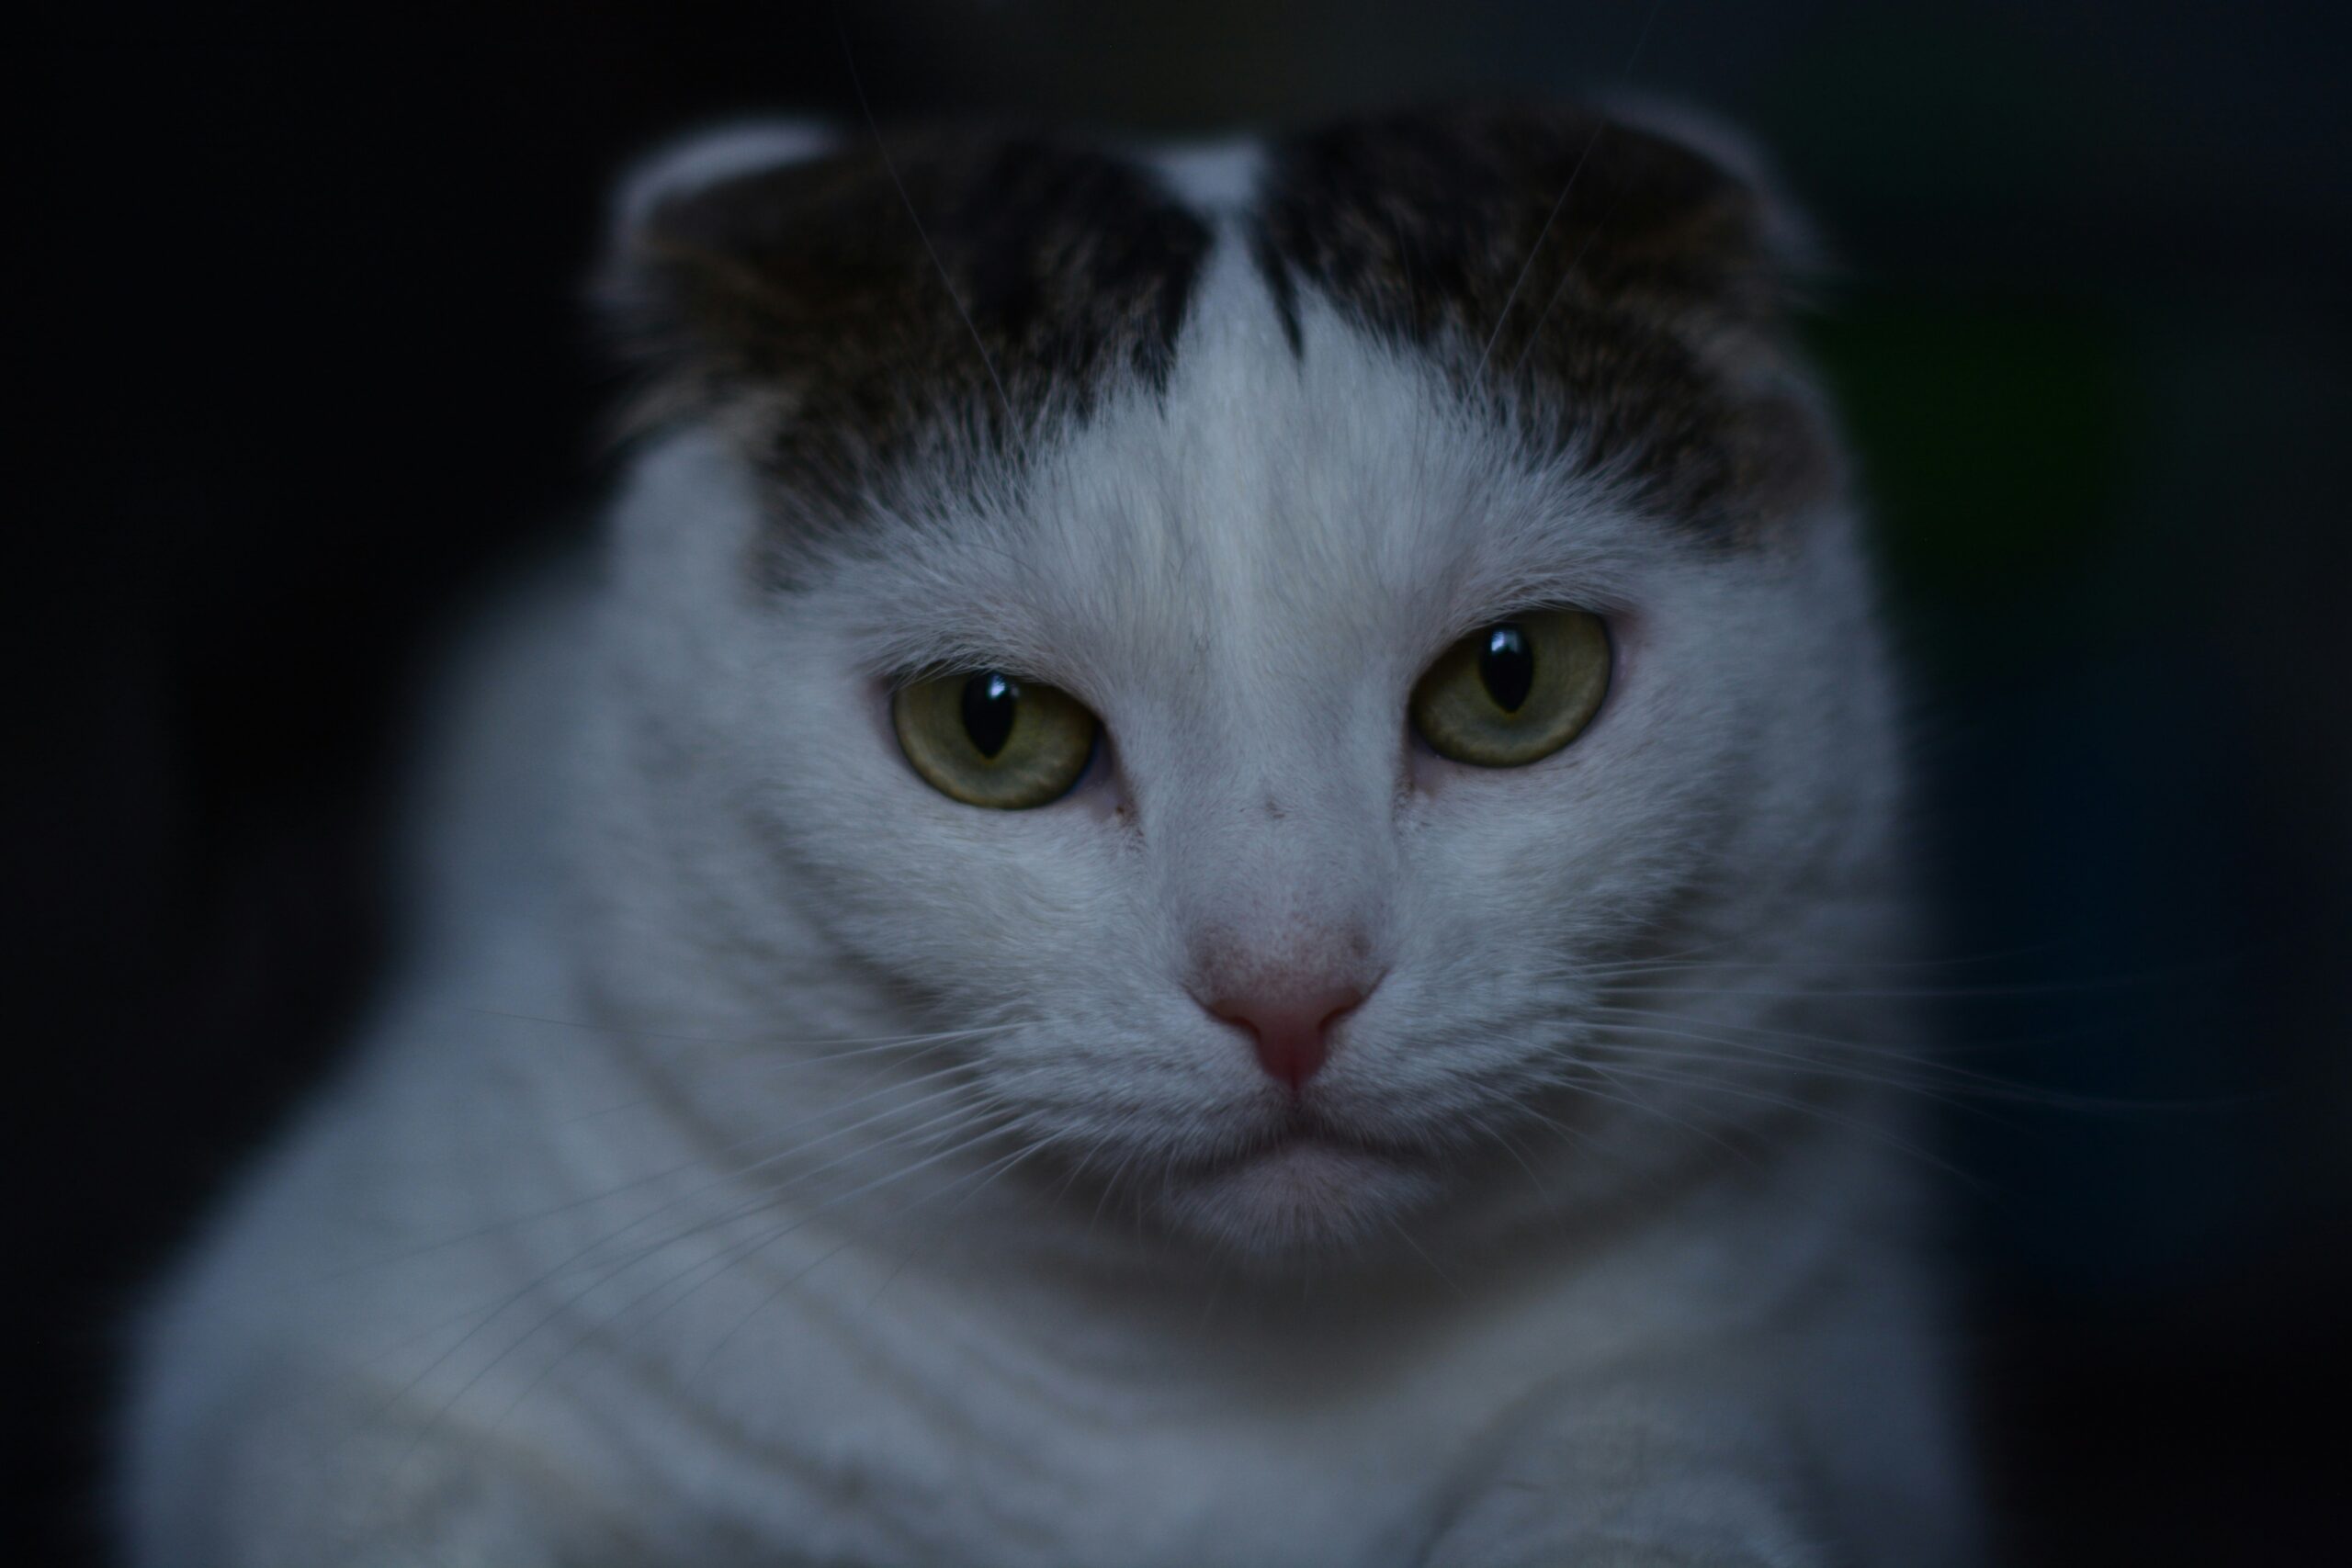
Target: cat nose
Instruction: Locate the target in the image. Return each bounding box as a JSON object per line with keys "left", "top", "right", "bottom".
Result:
{"left": 1201, "top": 979, "right": 1373, "bottom": 1091}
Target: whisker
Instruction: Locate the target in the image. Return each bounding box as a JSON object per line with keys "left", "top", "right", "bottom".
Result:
{"left": 319, "top": 1054, "right": 994, "bottom": 1293}
{"left": 633, "top": 1121, "right": 1020, "bottom": 1354}
{"left": 554, "top": 1024, "right": 1009, "bottom": 1124}
{"left": 1471, "top": 0, "right": 1667, "bottom": 381}
{"left": 1535, "top": 1062, "right": 1762, "bottom": 1168}
{"left": 390, "top": 1103, "right": 1001, "bottom": 1483}
{"left": 1490, "top": 1125, "right": 1556, "bottom": 1207}
{"left": 1505, "top": 201, "right": 1623, "bottom": 383}
{"left": 364, "top": 1082, "right": 982, "bottom": 1413}
{"left": 857, "top": 1136, "right": 1046, "bottom": 1313}
{"left": 830, "top": 2, "right": 1013, "bottom": 423}
{"left": 1580, "top": 1005, "right": 2220, "bottom": 1110}
{"left": 1583, "top": 1024, "right": 2008, "bottom": 1120}
{"left": 1384, "top": 1215, "right": 1465, "bottom": 1298}
{"left": 1579, "top": 1057, "right": 1988, "bottom": 1190}
{"left": 485, "top": 1122, "right": 1021, "bottom": 1440}
{"left": 459, "top": 1002, "right": 1018, "bottom": 1064}
{"left": 1583, "top": 976, "right": 2186, "bottom": 1002}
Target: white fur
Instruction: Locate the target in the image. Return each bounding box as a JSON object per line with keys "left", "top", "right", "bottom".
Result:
{"left": 117, "top": 153, "right": 1977, "bottom": 1566}
{"left": 1148, "top": 141, "right": 1263, "bottom": 209}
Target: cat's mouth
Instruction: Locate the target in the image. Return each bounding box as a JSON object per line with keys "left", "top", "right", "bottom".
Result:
{"left": 1231, "top": 1111, "right": 1417, "bottom": 1166}
{"left": 1155, "top": 1112, "right": 1442, "bottom": 1254}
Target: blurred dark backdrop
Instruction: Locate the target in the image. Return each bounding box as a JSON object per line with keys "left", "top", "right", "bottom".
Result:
{"left": 15, "top": 2, "right": 2349, "bottom": 1562}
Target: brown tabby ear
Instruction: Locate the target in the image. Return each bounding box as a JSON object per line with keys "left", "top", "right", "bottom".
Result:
{"left": 1252, "top": 102, "right": 1818, "bottom": 364}
{"left": 1587, "top": 93, "right": 1826, "bottom": 287}
{"left": 594, "top": 120, "right": 849, "bottom": 439}
{"left": 594, "top": 120, "right": 1215, "bottom": 537}
{"left": 1250, "top": 103, "right": 1837, "bottom": 542}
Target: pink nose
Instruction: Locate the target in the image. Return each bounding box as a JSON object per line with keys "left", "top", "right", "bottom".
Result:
{"left": 1202, "top": 980, "right": 1371, "bottom": 1091}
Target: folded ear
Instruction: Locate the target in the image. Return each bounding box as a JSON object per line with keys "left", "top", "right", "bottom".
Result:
{"left": 594, "top": 120, "right": 848, "bottom": 431}
{"left": 1586, "top": 92, "right": 1825, "bottom": 283}
{"left": 1247, "top": 102, "right": 1838, "bottom": 539}
{"left": 608, "top": 119, "right": 841, "bottom": 244}
{"left": 592, "top": 119, "right": 1218, "bottom": 539}
{"left": 1253, "top": 102, "right": 1821, "bottom": 368}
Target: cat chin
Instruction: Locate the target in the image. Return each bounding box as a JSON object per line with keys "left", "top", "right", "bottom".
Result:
{"left": 1153, "top": 1134, "right": 1444, "bottom": 1259}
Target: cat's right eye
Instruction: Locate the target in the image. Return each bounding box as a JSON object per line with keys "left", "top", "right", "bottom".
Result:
{"left": 1409, "top": 608, "right": 1611, "bottom": 767}
{"left": 892, "top": 670, "right": 1100, "bottom": 809}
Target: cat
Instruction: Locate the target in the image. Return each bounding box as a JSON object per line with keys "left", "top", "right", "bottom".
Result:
{"left": 116, "top": 105, "right": 1981, "bottom": 1566}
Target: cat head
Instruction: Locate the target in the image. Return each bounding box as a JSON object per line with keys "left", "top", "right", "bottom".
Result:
{"left": 581, "top": 107, "right": 1900, "bottom": 1261}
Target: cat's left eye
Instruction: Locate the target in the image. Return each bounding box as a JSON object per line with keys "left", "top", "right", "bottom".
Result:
{"left": 892, "top": 670, "right": 1100, "bottom": 809}
{"left": 1409, "top": 608, "right": 1611, "bottom": 768}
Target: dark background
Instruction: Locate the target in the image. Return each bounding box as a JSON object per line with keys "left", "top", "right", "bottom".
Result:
{"left": 15, "top": 2, "right": 2349, "bottom": 1562}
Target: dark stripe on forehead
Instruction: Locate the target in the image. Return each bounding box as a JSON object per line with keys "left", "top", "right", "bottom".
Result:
{"left": 1249, "top": 106, "right": 1834, "bottom": 545}
{"left": 607, "top": 131, "right": 1215, "bottom": 559}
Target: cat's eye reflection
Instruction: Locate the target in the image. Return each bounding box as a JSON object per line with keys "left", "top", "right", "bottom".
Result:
{"left": 1410, "top": 609, "right": 1611, "bottom": 767}
{"left": 894, "top": 670, "right": 1099, "bottom": 808}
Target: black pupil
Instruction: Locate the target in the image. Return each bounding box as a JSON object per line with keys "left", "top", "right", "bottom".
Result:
{"left": 961, "top": 672, "right": 1020, "bottom": 759}
{"left": 1479, "top": 625, "right": 1535, "bottom": 713}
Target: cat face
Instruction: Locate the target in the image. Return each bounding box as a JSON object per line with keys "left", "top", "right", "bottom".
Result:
{"left": 588, "top": 110, "right": 1898, "bottom": 1258}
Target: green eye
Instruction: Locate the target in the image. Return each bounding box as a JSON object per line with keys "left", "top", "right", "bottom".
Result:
{"left": 893, "top": 670, "right": 1099, "bottom": 808}
{"left": 1409, "top": 609, "right": 1611, "bottom": 767}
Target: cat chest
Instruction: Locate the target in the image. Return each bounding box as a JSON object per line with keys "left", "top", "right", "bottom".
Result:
{"left": 586, "top": 1298, "right": 1516, "bottom": 1565}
